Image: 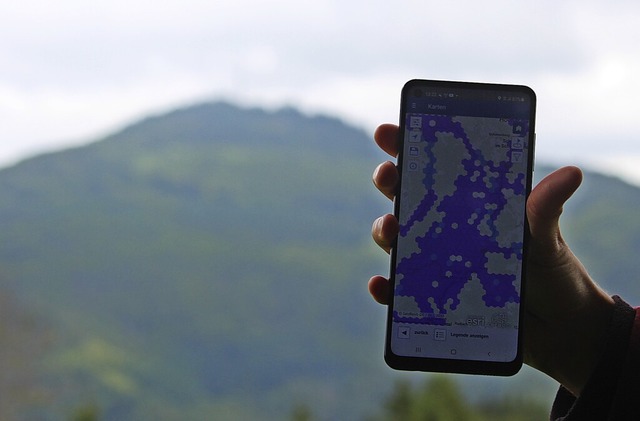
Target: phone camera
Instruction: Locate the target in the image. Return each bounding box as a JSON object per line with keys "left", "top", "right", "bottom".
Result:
{"left": 413, "top": 89, "right": 423, "bottom": 97}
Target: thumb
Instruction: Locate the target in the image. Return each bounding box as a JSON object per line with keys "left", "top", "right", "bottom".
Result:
{"left": 526, "top": 166, "right": 583, "bottom": 247}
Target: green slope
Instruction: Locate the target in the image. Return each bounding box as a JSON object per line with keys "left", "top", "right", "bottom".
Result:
{"left": 0, "top": 103, "right": 390, "bottom": 419}
{"left": 1, "top": 102, "right": 640, "bottom": 419}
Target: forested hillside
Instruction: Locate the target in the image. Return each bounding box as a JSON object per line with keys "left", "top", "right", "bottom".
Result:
{"left": 0, "top": 102, "right": 638, "bottom": 419}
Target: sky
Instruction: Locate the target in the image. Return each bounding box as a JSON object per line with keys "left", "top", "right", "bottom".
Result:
{"left": 3, "top": 0, "right": 640, "bottom": 183}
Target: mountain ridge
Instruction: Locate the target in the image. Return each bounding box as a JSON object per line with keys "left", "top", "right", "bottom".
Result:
{"left": 1, "top": 100, "right": 639, "bottom": 419}
{"left": 0, "top": 100, "right": 389, "bottom": 419}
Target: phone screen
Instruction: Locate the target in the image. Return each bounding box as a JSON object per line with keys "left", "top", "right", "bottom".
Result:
{"left": 385, "top": 80, "right": 536, "bottom": 375}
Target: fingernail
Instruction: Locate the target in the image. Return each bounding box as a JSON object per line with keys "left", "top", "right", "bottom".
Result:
{"left": 373, "top": 216, "right": 383, "bottom": 233}
{"left": 372, "top": 164, "right": 381, "bottom": 183}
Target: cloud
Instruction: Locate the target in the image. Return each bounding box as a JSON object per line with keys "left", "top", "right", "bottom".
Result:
{"left": 2, "top": 0, "right": 640, "bottom": 182}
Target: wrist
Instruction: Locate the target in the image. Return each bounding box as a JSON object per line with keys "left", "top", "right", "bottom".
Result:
{"left": 553, "top": 296, "right": 637, "bottom": 421}
{"left": 556, "top": 291, "right": 615, "bottom": 396}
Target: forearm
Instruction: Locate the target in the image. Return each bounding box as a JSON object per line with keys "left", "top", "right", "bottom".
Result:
{"left": 550, "top": 296, "right": 637, "bottom": 420}
{"left": 553, "top": 289, "right": 616, "bottom": 397}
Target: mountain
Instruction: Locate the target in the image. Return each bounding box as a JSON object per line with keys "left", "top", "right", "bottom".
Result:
{"left": 0, "top": 102, "right": 392, "bottom": 420}
{"left": 1, "top": 101, "right": 639, "bottom": 419}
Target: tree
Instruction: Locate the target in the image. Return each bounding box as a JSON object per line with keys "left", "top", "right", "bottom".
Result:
{"left": 378, "top": 376, "right": 549, "bottom": 421}
{"left": 383, "top": 379, "right": 414, "bottom": 420}
{"left": 71, "top": 404, "right": 101, "bottom": 421}
{"left": 381, "top": 376, "right": 474, "bottom": 421}
{"left": 0, "top": 290, "right": 52, "bottom": 419}
{"left": 411, "top": 376, "right": 473, "bottom": 421}
{"left": 290, "top": 403, "right": 313, "bottom": 421}
{"left": 476, "top": 397, "right": 548, "bottom": 421}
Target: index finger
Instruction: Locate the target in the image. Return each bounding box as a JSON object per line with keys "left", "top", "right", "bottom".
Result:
{"left": 374, "top": 124, "right": 400, "bottom": 158}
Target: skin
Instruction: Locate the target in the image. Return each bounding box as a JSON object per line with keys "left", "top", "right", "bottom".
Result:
{"left": 368, "top": 123, "right": 615, "bottom": 397}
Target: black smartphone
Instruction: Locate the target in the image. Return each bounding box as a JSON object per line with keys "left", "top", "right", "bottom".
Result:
{"left": 385, "top": 79, "right": 536, "bottom": 376}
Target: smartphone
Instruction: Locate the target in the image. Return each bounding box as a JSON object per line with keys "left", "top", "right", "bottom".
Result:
{"left": 385, "top": 79, "right": 536, "bottom": 376}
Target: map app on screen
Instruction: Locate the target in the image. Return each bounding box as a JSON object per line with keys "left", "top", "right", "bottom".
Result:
{"left": 387, "top": 81, "right": 535, "bottom": 373}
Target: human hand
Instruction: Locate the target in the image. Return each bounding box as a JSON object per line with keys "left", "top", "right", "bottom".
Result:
{"left": 368, "top": 124, "right": 615, "bottom": 396}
